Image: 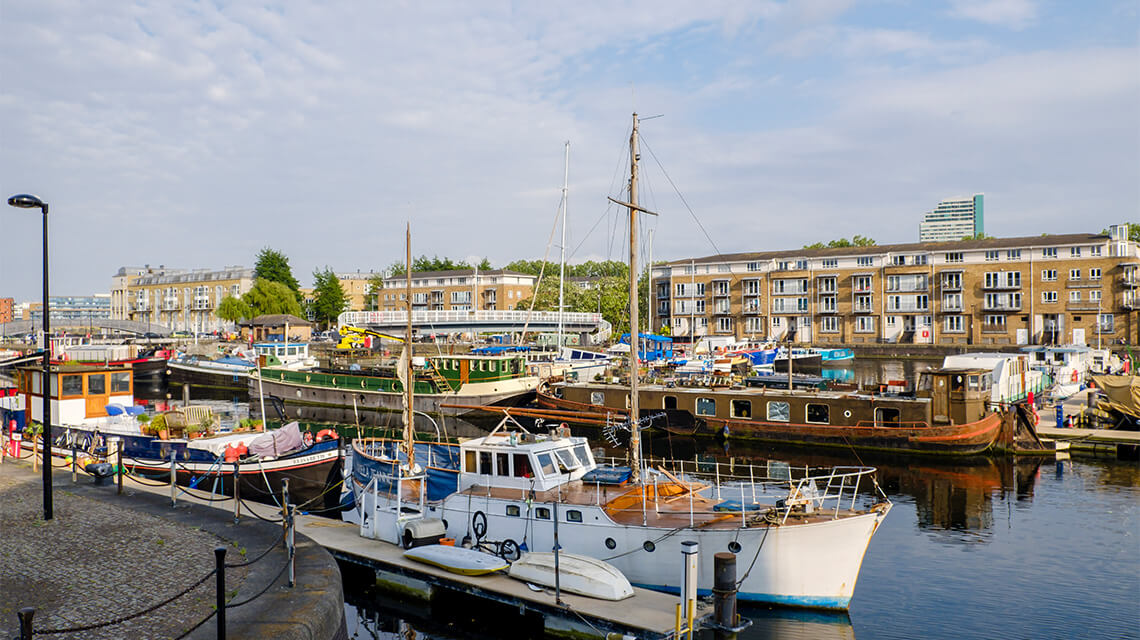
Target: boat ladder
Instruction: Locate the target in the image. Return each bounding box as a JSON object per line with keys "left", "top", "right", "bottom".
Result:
{"left": 425, "top": 362, "right": 452, "bottom": 392}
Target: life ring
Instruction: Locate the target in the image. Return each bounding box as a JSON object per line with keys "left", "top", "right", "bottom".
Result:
{"left": 315, "top": 429, "right": 339, "bottom": 443}
{"left": 1070, "top": 370, "right": 1079, "bottom": 383}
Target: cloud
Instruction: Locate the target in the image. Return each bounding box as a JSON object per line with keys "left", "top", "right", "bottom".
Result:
{"left": 947, "top": 0, "right": 1038, "bottom": 30}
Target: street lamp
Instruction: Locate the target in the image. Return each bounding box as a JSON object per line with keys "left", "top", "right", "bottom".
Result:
{"left": 7, "top": 193, "right": 52, "bottom": 520}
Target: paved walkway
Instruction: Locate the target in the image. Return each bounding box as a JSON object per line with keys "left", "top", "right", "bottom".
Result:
{"left": 0, "top": 453, "right": 345, "bottom": 639}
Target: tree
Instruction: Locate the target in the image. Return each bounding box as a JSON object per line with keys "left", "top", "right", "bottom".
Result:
{"left": 803, "top": 235, "right": 877, "bottom": 249}
{"left": 216, "top": 296, "right": 251, "bottom": 324}
{"left": 310, "top": 268, "right": 347, "bottom": 329}
{"left": 242, "top": 278, "right": 303, "bottom": 317}
{"left": 254, "top": 247, "right": 302, "bottom": 301}
{"left": 365, "top": 273, "right": 386, "bottom": 310}
{"left": 961, "top": 232, "right": 995, "bottom": 241}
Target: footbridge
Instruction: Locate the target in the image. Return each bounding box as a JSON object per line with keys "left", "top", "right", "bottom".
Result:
{"left": 338, "top": 310, "right": 611, "bottom": 344}
{"left": 0, "top": 319, "right": 173, "bottom": 338}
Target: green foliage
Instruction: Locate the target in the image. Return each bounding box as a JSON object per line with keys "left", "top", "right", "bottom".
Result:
{"left": 505, "top": 259, "right": 627, "bottom": 279}
{"left": 216, "top": 296, "right": 251, "bottom": 324}
{"left": 253, "top": 248, "right": 302, "bottom": 301}
{"left": 365, "top": 273, "right": 386, "bottom": 310}
{"left": 514, "top": 271, "right": 647, "bottom": 336}
{"left": 242, "top": 278, "right": 304, "bottom": 317}
{"left": 803, "top": 235, "right": 877, "bottom": 249}
{"left": 24, "top": 421, "right": 42, "bottom": 438}
{"left": 962, "top": 232, "right": 995, "bottom": 241}
{"left": 310, "top": 268, "right": 348, "bottom": 329}
{"left": 386, "top": 255, "right": 493, "bottom": 276}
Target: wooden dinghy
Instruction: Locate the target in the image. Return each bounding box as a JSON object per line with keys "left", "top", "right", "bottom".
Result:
{"left": 403, "top": 544, "right": 509, "bottom": 576}
{"left": 508, "top": 552, "right": 634, "bottom": 601}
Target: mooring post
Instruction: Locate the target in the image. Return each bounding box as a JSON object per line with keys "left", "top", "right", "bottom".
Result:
{"left": 681, "top": 541, "right": 699, "bottom": 637}
{"left": 215, "top": 546, "right": 227, "bottom": 640}
{"left": 71, "top": 443, "right": 78, "bottom": 483}
{"left": 17, "top": 607, "right": 34, "bottom": 640}
{"left": 170, "top": 448, "right": 177, "bottom": 507}
{"left": 713, "top": 552, "right": 738, "bottom": 639}
{"left": 232, "top": 461, "right": 241, "bottom": 523}
{"left": 288, "top": 505, "right": 296, "bottom": 588}
{"left": 112, "top": 437, "right": 123, "bottom": 495}
{"left": 182, "top": 382, "right": 191, "bottom": 406}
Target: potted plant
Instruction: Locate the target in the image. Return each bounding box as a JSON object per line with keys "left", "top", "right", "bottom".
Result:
{"left": 185, "top": 421, "right": 204, "bottom": 440}
{"left": 149, "top": 414, "right": 169, "bottom": 440}
{"left": 23, "top": 421, "right": 43, "bottom": 471}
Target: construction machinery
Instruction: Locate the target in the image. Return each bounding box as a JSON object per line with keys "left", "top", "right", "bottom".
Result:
{"left": 336, "top": 325, "right": 405, "bottom": 351}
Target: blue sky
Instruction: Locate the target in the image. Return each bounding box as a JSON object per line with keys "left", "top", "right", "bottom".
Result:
{"left": 1, "top": 0, "right": 1137, "bottom": 301}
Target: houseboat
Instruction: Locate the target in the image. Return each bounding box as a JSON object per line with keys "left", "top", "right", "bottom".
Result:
{"left": 167, "top": 341, "right": 318, "bottom": 391}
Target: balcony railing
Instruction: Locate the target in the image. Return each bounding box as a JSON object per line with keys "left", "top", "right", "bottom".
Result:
{"left": 1122, "top": 274, "right": 1140, "bottom": 287}
{"left": 886, "top": 285, "right": 928, "bottom": 293}
{"left": 1066, "top": 302, "right": 1102, "bottom": 312}
{"left": 940, "top": 281, "right": 962, "bottom": 292}
{"left": 982, "top": 302, "right": 1022, "bottom": 312}
{"left": 982, "top": 281, "right": 1022, "bottom": 290}
{"left": 886, "top": 304, "right": 930, "bottom": 313}
{"left": 981, "top": 323, "right": 1008, "bottom": 334}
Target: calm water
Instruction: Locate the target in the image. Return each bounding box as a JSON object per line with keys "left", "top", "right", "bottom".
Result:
{"left": 159, "top": 373, "right": 1140, "bottom": 640}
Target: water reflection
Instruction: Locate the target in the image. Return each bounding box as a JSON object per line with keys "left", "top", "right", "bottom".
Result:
{"left": 820, "top": 357, "right": 941, "bottom": 388}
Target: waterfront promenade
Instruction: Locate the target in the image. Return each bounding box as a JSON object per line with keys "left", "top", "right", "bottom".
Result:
{"left": 0, "top": 455, "right": 345, "bottom": 639}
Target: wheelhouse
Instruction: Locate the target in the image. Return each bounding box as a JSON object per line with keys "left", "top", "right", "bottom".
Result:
{"left": 458, "top": 428, "right": 596, "bottom": 493}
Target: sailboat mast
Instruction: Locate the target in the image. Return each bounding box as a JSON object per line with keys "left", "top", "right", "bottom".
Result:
{"left": 558, "top": 141, "right": 569, "bottom": 351}
{"left": 404, "top": 223, "right": 415, "bottom": 469}
{"left": 628, "top": 113, "right": 642, "bottom": 485}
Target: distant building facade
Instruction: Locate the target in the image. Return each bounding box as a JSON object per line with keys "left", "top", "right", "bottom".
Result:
{"left": 918, "top": 194, "right": 984, "bottom": 242}
{"left": 335, "top": 271, "right": 385, "bottom": 311}
{"left": 24, "top": 295, "right": 112, "bottom": 322}
{"left": 120, "top": 266, "right": 254, "bottom": 332}
{"left": 376, "top": 269, "right": 536, "bottom": 311}
{"left": 653, "top": 224, "right": 1136, "bottom": 347}
{"left": 0, "top": 298, "right": 12, "bottom": 323}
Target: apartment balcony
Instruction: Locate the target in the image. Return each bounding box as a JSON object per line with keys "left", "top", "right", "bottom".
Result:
{"left": 939, "top": 282, "right": 962, "bottom": 292}
{"left": 982, "top": 281, "right": 1022, "bottom": 291}
{"left": 853, "top": 285, "right": 874, "bottom": 294}
{"left": 1066, "top": 302, "right": 1102, "bottom": 312}
{"left": 1122, "top": 273, "right": 1140, "bottom": 288}
{"left": 1065, "top": 281, "right": 1103, "bottom": 289}
{"left": 886, "top": 285, "right": 928, "bottom": 294}
{"left": 712, "top": 291, "right": 731, "bottom": 298}
{"left": 981, "top": 323, "right": 1008, "bottom": 334}
{"left": 886, "top": 305, "right": 930, "bottom": 314}
{"left": 942, "top": 304, "right": 964, "bottom": 313}
{"left": 853, "top": 306, "right": 875, "bottom": 314}
{"left": 742, "top": 303, "right": 763, "bottom": 315}
{"left": 982, "top": 302, "right": 1022, "bottom": 312}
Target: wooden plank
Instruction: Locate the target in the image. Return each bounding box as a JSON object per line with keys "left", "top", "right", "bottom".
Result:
{"left": 1035, "top": 427, "right": 1140, "bottom": 444}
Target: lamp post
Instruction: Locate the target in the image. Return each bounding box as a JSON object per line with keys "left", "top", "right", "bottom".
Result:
{"left": 8, "top": 193, "right": 52, "bottom": 521}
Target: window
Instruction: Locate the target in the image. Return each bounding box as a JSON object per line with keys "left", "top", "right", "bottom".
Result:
{"left": 1091, "top": 246, "right": 1102, "bottom": 257}
{"left": 819, "top": 295, "right": 836, "bottom": 312}
{"left": 857, "top": 256, "right": 873, "bottom": 267}
{"left": 1042, "top": 291, "right": 1058, "bottom": 303}
{"left": 87, "top": 374, "right": 106, "bottom": 395}
{"left": 746, "top": 261, "right": 762, "bottom": 272}
{"left": 695, "top": 398, "right": 716, "bottom": 416}
{"left": 818, "top": 277, "right": 836, "bottom": 293}
{"left": 875, "top": 407, "right": 901, "bottom": 425}
{"left": 1041, "top": 269, "right": 1057, "bottom": 282}
{"left": 806, "top": 404, "right": 830, "bottom": 424}
{"left": 1042, "top": 247, "right": 1057, "bottom": 258}
{"left": 1070, "top": 247, "right": 1081, "bottom": 257}
{"left": 821, "top": 258, "right": 838, "bottom": 268}
{"left": 731, "top": 400, "right": 752, "bottom": 419}
{"left": 821, "top": 316, "right": 839, "bottom": 333}
{"left": 535, "top": 507, "right": 551, "bottom": 520}
{"left": 590, "top": 392, "right": 604, "bottom": 406}
{"left": 1098, "top": 314, "right": 1115, "bottom": 332}
{"left": 716, "top": 317, "right": 733, "bottom": 333}
{"left": 111, "top": 372, "right": 131, "bottom": 393}
{"left": 912, "top": 254, "right": 928, "bottom": 265}
{"left": 1091, "top": 290, "right": 1101, "bottom": 302}
{"left": 985, "top": 315, "right": 1007, "bottom": 327}
{"left": 855, "top": 316, "right": 875, "bottom": 333}
{"left": 1090, "top": 268, "right": 1102, "bottom": 280}
{"left": 985, "top": 250, "right": 999, "bottom": 261}
{"left": 1006, "top": 249, "right": 1021, "bottom": 260}
{"left": 944, "top": 316, "right": 964, "bottom": 332}
{"left": 892, "top": 255, "right": 906, "bottom": 266}
{"left": 766, "top": 401, "right": 790, "bottom": 422}
{"left": 61, "top": 375, "right": 83, "bottom": 397}
{"left": 1069, "top": 291, "right": 1081, "bottom": 302}
{"left": 943, "top": 293, "right": 963, "bottom": 311}
{"left": 566, "top": 510, "right": 583, "bottom": 523}
{"left": 536, "top": 453, "right": 556, "bottom": 476}
{"left": 506, "top": 505, "right": 521, "bottom": 517}
{"left": 513, "top": 454, "right": 532, "bottom": 478}
{"left": 1069, "top": 269, "right": 1081, "bottom": 281}
{"left": 853, "top": 276, "right": 873, "bottom": 292}
{"left": 945, "top": 252, "right": 963, "bottom": 263}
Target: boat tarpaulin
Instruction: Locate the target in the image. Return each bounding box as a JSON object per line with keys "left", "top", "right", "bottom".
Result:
{"left": 249, "top": 421, "right": 305, "bottom": 458}
{"left": 1091, "top": 375, "right": 1140, "bottom": 419}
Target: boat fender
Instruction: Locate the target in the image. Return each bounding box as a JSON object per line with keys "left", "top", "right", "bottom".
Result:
{"left": 1070, "top": 370, "right": 1079, "bottom": 383}
{"left": 723, "top": 424, "right": 730, "bottom": 438}
{"left": 315, "top": 428, "right": 339, "bottom": 442}
{"left": 472, "top": 511, "right": 488, "bottom": 542}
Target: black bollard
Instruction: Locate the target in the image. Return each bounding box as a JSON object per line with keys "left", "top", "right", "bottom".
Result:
{"left": 18, "top": 607, "right": 34, "bottom": 640}
{"left": 232, "top": 461, "right": 241, "bottom": 523}
{"left": 117, "top": 443, "right": 123, "bottom": 495}
{"left": 713, "top": 552, "right": 738, "bottom": 638}
{"left": 215, "top": 546, "right": 227, "bottom": 639}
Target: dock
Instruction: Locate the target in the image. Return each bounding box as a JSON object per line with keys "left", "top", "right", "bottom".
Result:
{"left": 299, "top": 517, "right": 686, "bottom": 640}
{"left": 1035, "top": 426, "right": 1140, "bottom": 457}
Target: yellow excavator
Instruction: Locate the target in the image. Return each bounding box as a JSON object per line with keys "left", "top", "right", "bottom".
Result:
{"left": 335, "top": 325, "right": 405, "bottom": 350}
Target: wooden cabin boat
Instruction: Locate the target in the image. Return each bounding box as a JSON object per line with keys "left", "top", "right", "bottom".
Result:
{"left": 167, "top": 341, "right": 317, "bottom": 391}
{"left": 539, "top": 365, "right": 1031, "bottom": 455}
{"left": 250, "top": 353, "right": 540, "bottom": 418}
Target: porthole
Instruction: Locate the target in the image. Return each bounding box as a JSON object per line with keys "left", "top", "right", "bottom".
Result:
{"left": 605, "top": 538, "right": 617, "bottom": 550}
{"left": 844, "top": 410, "right": 852, "bottom": 418}
{"left": 295, "top": 390, "right": 302, "bottom": 398}
{"left": 643, "top": 541, "right": 655, "bottom": 552}
{"left": 728, "top": 541, "right": 742, "bottom": 554}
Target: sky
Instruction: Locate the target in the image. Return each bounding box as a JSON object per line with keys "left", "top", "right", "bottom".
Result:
{"left": 1, "top": 0, "right": 1137, "bottom": 302}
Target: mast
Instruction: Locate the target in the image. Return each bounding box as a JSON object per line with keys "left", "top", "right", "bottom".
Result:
{"left": 404, "top": 223, "right": 415, "bottom": 469}
{"left": 628, "top": 114, "right": 642, "bottom": 485}
{"left": 557, "top": 141, "right": 569, "bottom": 351}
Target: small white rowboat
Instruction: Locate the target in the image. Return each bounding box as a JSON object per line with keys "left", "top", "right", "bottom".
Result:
{"left": 404, "top": 544, "right": 509, "bottom": 576}
{"left": 508, "top": 551, "right": 634, "bottom": 601}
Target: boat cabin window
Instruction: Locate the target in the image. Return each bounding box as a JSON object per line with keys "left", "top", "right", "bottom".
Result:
{"left": 496, "top": 452, "right": 510, "bottom": 476}
{"left": 488, "top": 360, "right": 496, "bottom": 372}
{"left": 806, "top": 403, "right": 830, "bottom": 424}
{"left": 479, "top": 451, "right": 492, "bottom": 474}
{"left": 767, "top": 401, "right": 790, "bottom": 422}
{"left": 536, "top": 453, "right": 557, "bottom": 476}
{"left": 535, "top": 507, "right": 551, "bottom": 520}
{"left": 967, "top": 375, "right": 980, "bottom": 391}
{"left": 87, "top": 374, "right": 106, "bottom": 395}
{"left": 917, "top": 374, "right": 932, "bottom": 391}
{"left": 590, "top": 392, "right": 605, "bottom": 406}
{"left": 512, "top": 454, "right": 533, "bottom": 478}
{"left": 950, "top": 375, "right": 966, "bottom": 393}
{"left": 506, "top": 505, "right": 521, "bottom": 517}
{"left": 875, "top": 407, "right": 901, "bottom": 425}
{"left": 111, "top": 372, "right": 131, "bottom": 393}
{"left": 731, "top": 399, "right": 752, "bottom": 419}
{"left": 61, "top": 375, "right": 83, "bottom": 397}
{"left": 566, "top": 510, "right": 583, "bottom": 523}
{"left": 554, "top": 448, "right": 579, "bottom": 471}
{"left": 663, "top": 395, "right": 677, "bottom": 410}
{"left": 696, "top": 398, "right": 716, "bottom": 416}
{"left": 465, "top": 450, "right": 476, "bottom": 473}
{"left": 572, "top": 445, "right": 591, "bottom": 467}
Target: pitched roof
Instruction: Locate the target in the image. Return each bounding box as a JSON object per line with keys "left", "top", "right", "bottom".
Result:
{"left": 245, "top": 314, "right": 310, "bottom": 327}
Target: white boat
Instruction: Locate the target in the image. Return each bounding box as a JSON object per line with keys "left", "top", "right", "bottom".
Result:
{"left": 508, "top": 551, "right": 634, "bottom": 601}
{"left": 404, "top": 544, "right": 509, "bottom": 576}
{"left": 352, "top": 117, "right": 892, "bottom": 610}
{"left": 941, "top": 352, "right": 1046, "bottom": 404}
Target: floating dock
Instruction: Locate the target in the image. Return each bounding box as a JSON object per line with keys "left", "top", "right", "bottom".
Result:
{"left": 297, "top": 516, "right": 688, "bottom": 639}
{"left": 1035, "top": 426, "right": 1140, "bottom": 457}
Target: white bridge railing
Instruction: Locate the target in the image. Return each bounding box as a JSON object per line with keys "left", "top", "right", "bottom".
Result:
{"left": 339, "top": 310, "right": 604, "bottom": 328}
